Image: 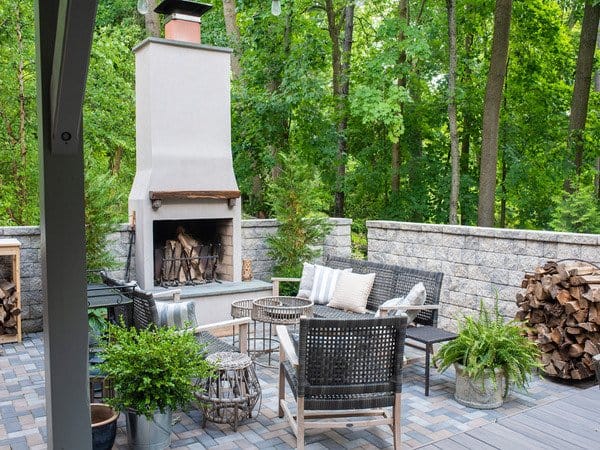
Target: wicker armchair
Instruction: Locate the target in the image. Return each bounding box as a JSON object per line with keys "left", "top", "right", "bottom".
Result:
{"left": 277, "top": 316, "right": 408, "bottom": 450}
{"left": 99, "top": 270, "right": 249, "bottom": 354}
{"left": 272, "top": 256, "right": 451, "bottom": 395}
{"left": 129, "top": 287, "right": 249, "bottom": 355}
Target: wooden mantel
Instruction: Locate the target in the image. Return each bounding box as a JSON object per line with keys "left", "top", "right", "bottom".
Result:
{"left": 149, "top": 190, "right": 241, "bottom": 201}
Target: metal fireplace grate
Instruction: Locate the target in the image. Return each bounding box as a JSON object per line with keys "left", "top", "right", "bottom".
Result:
{"left": 156, "top": 242, "right": 221, "bottom": 287}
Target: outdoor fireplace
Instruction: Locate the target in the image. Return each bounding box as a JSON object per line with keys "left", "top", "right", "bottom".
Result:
{"left": 153, "top": 219, "right": 234, "bottom": 286}
{"left": 128, "top": 4, "right": 242, "bottom": 290}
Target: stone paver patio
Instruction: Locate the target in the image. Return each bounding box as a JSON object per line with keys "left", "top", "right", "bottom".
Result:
{"left": 0, "top": 333, "right": 593, "bottom": 449}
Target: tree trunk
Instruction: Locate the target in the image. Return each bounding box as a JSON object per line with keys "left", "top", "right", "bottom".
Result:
{"left": 477, "top": 0, "right": 512, "bottom": 227}
{"left": 447, "top": 0, "right": 459, "bottom": 225}
{"left": 15, "top": 4, "right": 27, "bottom": 225}
{"left": 499, "top": 144, "right": 507, "bottom": 227}
{"left": 267, "top": 6, "right": 294, "bottom": 181}
{"left": 326, "top": 1, "right": 355, "bottom": 217}
{"left": 144, "top": 0, "right": 160, "bottom": 37}
{"left": 391, "top": 0, "right": 409, "bottom": 195}
{"left": 595, "top": 24, "right": 600, "bottom": 199}
{"left": 460, "top": 33, "right": 473, "bottom": 178}
{"left": 222, "top": 0, "right": 242, "bottom": 79}
{"left": 568, "top": 2, "right": 600, "bottom": 177}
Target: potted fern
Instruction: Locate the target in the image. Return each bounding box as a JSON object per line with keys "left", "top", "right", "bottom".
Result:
{"left": 434, "top": 301, "right": 540, "bottom": 409}
{"left": 100, "top": 322, "right": 214, "bottom": 449}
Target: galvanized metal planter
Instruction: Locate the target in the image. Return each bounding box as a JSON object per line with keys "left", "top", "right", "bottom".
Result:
{"left": 453, "top": 363, "right": 505, "bottom": 409}
{"left": 125, "top": 408, "right": 172, "bottom": 450}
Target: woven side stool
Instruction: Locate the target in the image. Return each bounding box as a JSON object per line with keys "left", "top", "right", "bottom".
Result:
{"left": 197, "top": 352, "right": 261, "bottom": 431}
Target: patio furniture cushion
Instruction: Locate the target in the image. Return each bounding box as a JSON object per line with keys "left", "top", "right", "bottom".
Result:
{"left": 297, "top": 263, "right": 315, "bottom": 299}
{"left": 328, "top": 272, "right": 376, "bottom": 314}
{"left": 313, "top": 304, "right": 374, "bottom": 319}
{"left": 308, "top": 265, "right": 351, "bottom": 304}
{"left": 374, "top": 282, "right": 426, "bottom": 323}
{"left": 155, "top": 300, "right": 197, "bottom": 328}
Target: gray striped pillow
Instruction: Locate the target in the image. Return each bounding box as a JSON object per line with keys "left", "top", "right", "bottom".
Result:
{"left": 309, "top": 265, "right": 352, "bottom": 305}
{"left": 155, "top": 301, "right": 198, "bottom": 329}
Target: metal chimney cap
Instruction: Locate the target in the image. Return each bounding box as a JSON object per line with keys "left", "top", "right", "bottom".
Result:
{"left": 154, "top": 0, "right": 213, "bottom": 17}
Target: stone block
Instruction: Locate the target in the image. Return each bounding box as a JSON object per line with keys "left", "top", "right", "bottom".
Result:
{"left": 20, "top": 248, "right": 41, "bottom": 264}
{"left": 517, "top": 255, "right": 545, "bottom": 273}
{"left": 368, "top": 239, "right": 387, "bottom": 254}
{"left": 556, "top": 243, "right": 581, "bottom": 260}
{"left": 22, "top": 318, "right": 43, "bottom": 333}
{"left": 464, "top": 236, "right": 481, "bottom": 250}
{"left": 20, "top": 263, "right": 40, "bottom": 278}
{"left": 579, "top": 245, "right": 600, "bottom": 265}
{"left": 441, "top": 233, "right": 465, "bottom": 248}
{"left": 21, "top": 277, "right": 42, "bottom": 292}
{"left": 541, "top": 242, "right": 557, "bottom": 259}
{"left": 324, "top": 235, "right": 350, "bottom": 249}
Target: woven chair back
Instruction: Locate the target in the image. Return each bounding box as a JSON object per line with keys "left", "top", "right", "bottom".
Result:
{"left": 297, "top": 316, "right": 407, "bottom": 410}
{"left": 130, "top": 288, "right": 158, "bottom": 330}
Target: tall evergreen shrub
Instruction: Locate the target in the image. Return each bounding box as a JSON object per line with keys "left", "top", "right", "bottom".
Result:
{"left": 266, "top": 153, "right": 330, "bottom": 293}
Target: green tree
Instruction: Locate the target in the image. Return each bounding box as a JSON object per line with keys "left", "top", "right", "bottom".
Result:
{"left": 550, "top": 173, "right": 600, "bottom": 233}
{"left": 266, "top": 153, "right": 330, "bottom": 281}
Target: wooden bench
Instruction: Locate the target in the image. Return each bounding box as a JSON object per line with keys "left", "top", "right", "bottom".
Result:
{"left": 272, "top": 256, "right": 455, "bottom": 395}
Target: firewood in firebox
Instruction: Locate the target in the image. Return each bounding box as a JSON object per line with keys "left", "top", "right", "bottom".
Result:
{"left": 173, "top": 240, "right": 184, "bottom": 283}
{"left": 163, "top": 240, "right": 176, "bottom": 282}
{"left": 177, "top": 228, "right": 202, "bottom": 282}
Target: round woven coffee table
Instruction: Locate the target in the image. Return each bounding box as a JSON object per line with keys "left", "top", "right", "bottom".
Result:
{"left": 251, "top": 296, "right": 313, "bottom": 367}
{"left": 196, "top": 352, "right": 261, "bottom": 431}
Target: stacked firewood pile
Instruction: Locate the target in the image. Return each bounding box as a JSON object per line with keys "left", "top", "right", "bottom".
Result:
{"left": 0, "top": 279, "right": 20, "bottom": 336}
{"left": 516, "top": 261, "right": 600, "bottom": 380}
{"left": 157, "top": 227, "right": 220, "bottom": 286}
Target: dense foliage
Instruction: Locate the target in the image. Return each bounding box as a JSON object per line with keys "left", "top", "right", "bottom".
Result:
{"left": 266, "top": 152, "right": 330, "bottom": 290}
{"left": 434, "top": 301, "right": 540, "bottom": 390}
{"left": 1, "top": 1, "right": 599, "bottom": 260}
{"left": 100, "top": 322, "right": 214, "bottom": 418}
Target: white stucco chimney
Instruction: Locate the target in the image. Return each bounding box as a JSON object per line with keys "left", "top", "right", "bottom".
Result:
{"left": 129, "top": 28, "right": 242, "bottom": 289}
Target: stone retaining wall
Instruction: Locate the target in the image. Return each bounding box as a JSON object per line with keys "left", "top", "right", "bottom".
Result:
{"left": 0, "top": 218, "right": 352, "bottom": 332}
{"left": 242, "top": 218, "right": 352, "bottom": 282}
{"left": 367, "top": 221, "right": 600, "bottom": 330}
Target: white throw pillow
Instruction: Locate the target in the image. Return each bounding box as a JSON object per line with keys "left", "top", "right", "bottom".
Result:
{"left": 328, "top": 272, "right": 376, "bottom": 314}
{"left": 155, "top": 300, "right": 198, "bottom": 329}
{"left": 297, "top": 262, "right": 315, "bottom": 299}
{"left": 374, "top": 282, "right": 426, "bottom": 323}
{"left": 308, "top": 265, "right": 352, "bottom": 305}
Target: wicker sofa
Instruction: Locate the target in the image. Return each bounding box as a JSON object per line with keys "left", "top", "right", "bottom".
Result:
{"left": 272, "top": 255, "right": 452, "bottom": 395}
{"left": 272, "top": 256, "right": 444, "bottom": 323}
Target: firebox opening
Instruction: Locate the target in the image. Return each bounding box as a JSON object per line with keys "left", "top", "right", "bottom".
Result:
{"left": 153, "top": 218, "right": 233, "bottom": 286}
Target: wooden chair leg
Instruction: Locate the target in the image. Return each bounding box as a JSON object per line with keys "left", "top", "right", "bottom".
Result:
{"left": 278, "top": 339, "right": 286, "bottom": 418}
{"left": 278, "top": 363, "right": 285, "bottom": 418}
{"left": 393, "top": 393, "right": 401, "bottom": 450}
{"left": 297, "top": 397, "right": 305, "bottom": 450}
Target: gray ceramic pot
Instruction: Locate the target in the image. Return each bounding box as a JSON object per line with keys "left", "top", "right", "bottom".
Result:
{"left": 454, "top": 363, "right": 505, "bottom": 409}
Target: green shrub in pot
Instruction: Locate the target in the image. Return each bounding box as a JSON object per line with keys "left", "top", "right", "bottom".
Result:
{"left": 434, "top": 301, "right": 540, "bottom": 408}
{"left": 100, "top": 322, "right": 214, "bottom": 418}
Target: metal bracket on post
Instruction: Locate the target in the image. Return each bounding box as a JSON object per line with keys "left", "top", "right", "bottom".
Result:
{"left": 50, "top": 0, "right": 97, "bottom": 154}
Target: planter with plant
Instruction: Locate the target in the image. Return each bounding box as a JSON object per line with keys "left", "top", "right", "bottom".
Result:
{"left": 90, "top": 403, "right": 119, "bottom": 450}
{"left": 100, "top": 323, "right": 214, "bottom": 449}
{"left": 434, "top": 301, "right": 540, "bottom": 409}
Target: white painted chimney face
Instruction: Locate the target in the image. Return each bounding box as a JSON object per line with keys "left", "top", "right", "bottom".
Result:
{"left": 129, "top": 38, "right": 242, "bottom": 289}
